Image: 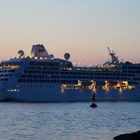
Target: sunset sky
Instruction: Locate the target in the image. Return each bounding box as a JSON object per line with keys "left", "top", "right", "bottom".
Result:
{"left": 0, "top": 0, "right": 140, "bottom": 65}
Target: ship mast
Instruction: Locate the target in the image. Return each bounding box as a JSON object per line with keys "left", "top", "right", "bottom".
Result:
{"left": 107, "top": 47, "right": 119, "bottom": 65}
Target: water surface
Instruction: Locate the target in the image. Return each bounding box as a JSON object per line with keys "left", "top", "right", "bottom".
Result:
{"left": 0, "top": 102, "right": 139, "bottom": 140}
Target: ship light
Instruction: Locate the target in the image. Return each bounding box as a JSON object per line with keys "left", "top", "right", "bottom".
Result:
{"left": 123, "top": 81, "right": 128, "bottom": 86}
{"left": 78, "top": 80, "right": 82, "bottom": 86}
{"left": 61, "top": 84, "right": 66, "bottom": 93}
{"left": 7, "top": 89, "right": 10, "bottom": 92}
{"left": 11, "top": 65, "right": 19, "bottom": 69}
{"left": 8, "top": 89, "right": 20, "bottom": 92}
{"left": 105, "top": 87, "right": 109, "bottom": 92}
{"left": 14, "top": 89, "right": 17, "bottom": 92}
{"left": 119, "top": 88, "right": 123, "bottom": 93}
{"left": 92, "top": 86, "right": 96, "bottom": 93}
{"left": 35, "top": 57, "right": 38, "bottom": 60}
{"left": 128, "top": 86, "right": 135, "bottom": 90}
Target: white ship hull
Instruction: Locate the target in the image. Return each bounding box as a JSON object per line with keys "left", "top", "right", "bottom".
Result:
{"left": 1, "top": 84, "right": 140, "bottom": 102}
{"left": 1, "top": 44, "right": 140, "bottom": 102}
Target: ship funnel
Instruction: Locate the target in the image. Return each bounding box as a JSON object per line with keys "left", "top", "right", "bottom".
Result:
{"left": 31, "top": 44, "right": 50, "bottom": 58}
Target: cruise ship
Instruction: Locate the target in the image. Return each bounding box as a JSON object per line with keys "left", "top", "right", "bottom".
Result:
{"left": 0, "top": 44, "right": 140, "bottom": 102}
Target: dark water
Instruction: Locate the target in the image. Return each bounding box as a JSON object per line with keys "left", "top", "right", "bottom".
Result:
{"left": 0, "top": 102, "right": 139, "bottom": 140}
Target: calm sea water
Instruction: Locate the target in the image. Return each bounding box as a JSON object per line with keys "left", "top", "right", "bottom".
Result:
{"left": 0, "top": 102, "right": 139, "bottom": 140}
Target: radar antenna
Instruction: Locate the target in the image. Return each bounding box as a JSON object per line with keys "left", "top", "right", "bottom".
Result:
{"left": 107, "top": 47, "right": 119, "bottom": 64}
{"left": 107, "top": 47, "right": 115, "bottom": 55}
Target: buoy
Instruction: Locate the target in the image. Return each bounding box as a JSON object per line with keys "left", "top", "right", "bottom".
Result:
{"left": 90, "top": 102, "right": 97, "bottom": 108}
{"left": 90, "top": 91, "right": 97, "bottom": 108}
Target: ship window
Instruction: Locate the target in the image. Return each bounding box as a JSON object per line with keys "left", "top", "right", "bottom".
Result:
{"left": 0, "top": 78, "right": 8, "bottom": 81}
{"left": 32, "top": 80, "right": 35, "bottom": 83}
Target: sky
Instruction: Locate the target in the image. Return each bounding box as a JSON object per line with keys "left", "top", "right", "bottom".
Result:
{"left": 0, "top": 0, "right": 140, "bottom": 65}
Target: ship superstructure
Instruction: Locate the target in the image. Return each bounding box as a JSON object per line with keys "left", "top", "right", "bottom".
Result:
{"left": 0, "top": 44, "right": 140, "bottom": 102}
